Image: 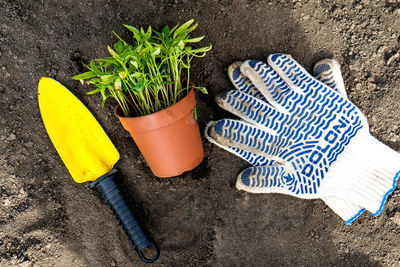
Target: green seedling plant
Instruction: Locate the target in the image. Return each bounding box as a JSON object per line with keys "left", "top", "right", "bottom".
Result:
{"left": 72, "top": 19, "right": 212, "bottom": 117}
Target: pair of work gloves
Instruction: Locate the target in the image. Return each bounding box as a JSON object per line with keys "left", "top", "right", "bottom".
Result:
{"left": 205, "top": 54, "right": 400, "bottom": 224}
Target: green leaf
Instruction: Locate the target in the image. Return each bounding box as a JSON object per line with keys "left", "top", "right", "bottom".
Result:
{"left": 173, "top": 19, "right": 194, "bottom": 38}
{"left": 130, "top": 60, "right": 139, "bottom": 69}
{"left": 170, "top": 23, "right": 179, "bottom": 34}
{"left": 171, "top": 39, "right": 181, "bottom": 46}
{"left": 189, "top": 45, "right": 212, "bottom": 53}
{"left": 140, "top": 47, "right": 151, "bottom": 55}
{"left": 112, "top": 31, "right": 128, "bottom": 45}
{"left": 129, "top": 72, "right": 141, "bottom": 78}
{"left": 197, "top": 86, "right": 208, "bottom": 94}
{"left": 96, "top": 57, "right": 117, "bottom": 64}
{"left": 162, "top": 25, "right": 169, "bottom": 37}
{"left": 123, "top": 24, "right": 141, "bottom": 42}
{"left": 72, "top": 71, "right": 97, "bottom": 80}
{"left": 100, "top": 74, "right": 117, "bottom": 84}
{"left": 100, "top": 74, "right": 114, "bottom": 81}
{"left": 119, "top": 71, "right": 129, "bottom": 79}
{"left": 187, "top": 23, "right": 198, "bottom": 34}
{"left": 185, "top": 36, "right": 204, "bottom": 43}
{"left": 89, "top": 78, "right": 102, "bottom": 84}
{"left": 189, "top": 44, "right": 213, "bottom": 57}
{"left": 101, "top": 93, "right": 112, "bottom": 108}
{"left": 153, "top": 30, "right": 163, "bottom": 39}
{"left": 146, "top": 25, "right": 152, "bottom": 37}
{"left": 107, "top": 45, "right": 121, "bottom": 60}
{"left": 151, "top": 47, "right": 161, "bottom": 56}
{"left": 136, "top": 80, "right": 145, "bottom": 91}
{"left": 113, "top": 40, "right": 125, "bottom": 53}
{"left": 115, "top": 78, "right": 122, "bottom": 91}
{"left": 90, "top": 59, "right": 103, "bottom": 75}
{"left": 178, "top": 40, "right": 185, "bottom": 50}
{"left": 148, "top": 82, "right": 157, "bottom": 87}
{"left": 87, "top": 87, "right": 104, "bottom": 95}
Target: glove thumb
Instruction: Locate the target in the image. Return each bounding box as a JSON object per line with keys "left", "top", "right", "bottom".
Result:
{"left": 236, "top": 165, "right": 295, "bottom": 195}
{"left": 313, "top": 59, "right": 348, "bottom": 99}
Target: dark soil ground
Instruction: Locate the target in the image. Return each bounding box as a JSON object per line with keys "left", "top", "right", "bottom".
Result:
{"left": 1, "top": 0, "right": 400, "bottom": 266}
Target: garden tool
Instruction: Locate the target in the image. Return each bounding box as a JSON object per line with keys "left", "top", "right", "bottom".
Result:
{"left": 205, "top": 54, "right": 400, "bottom": 224}
{"left": 38, "top": 77, "right": 159, "bottom": 263}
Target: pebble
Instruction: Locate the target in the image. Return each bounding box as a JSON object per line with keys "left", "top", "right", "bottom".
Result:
{"left": 25, "top": 141, "right": 33, "bottom": 148}
{"left": 391, "top": 212, "right": 400, "bottom": 226}
{"left": 3, "top": 199, "right": 11, "bottom": 207}
{"left": 349, "top": 64, "right": 361, "bottom": 71}
{"left": 19, "top": 262, "right": 31, "bottom": 267}
{"left": 386, "top": 52, "right": 399, "bottom": 65}
{"left": 355, "top": 83, "right": 363, "bottom": 91}
{"left": 368, "top": 82, "right": 377, "bottom": 90}
{"left": 6, "top": 134, "right": 16, "bottom": 141}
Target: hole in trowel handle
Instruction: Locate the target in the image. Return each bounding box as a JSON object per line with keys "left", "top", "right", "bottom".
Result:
{"left": 138, "top": 243, "right": 159, "bottom": 263}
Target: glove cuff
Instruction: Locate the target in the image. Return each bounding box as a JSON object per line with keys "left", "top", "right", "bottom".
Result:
{"left": 321, "top": 196, "right": 365, "bottom": 225}
{"left": 323, "top": 130, "right": 400, "bottom": 215}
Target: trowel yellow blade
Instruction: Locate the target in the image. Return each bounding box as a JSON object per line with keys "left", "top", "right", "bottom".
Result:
{"left": 38, "top": 77, "right": 120, "bottom": 183}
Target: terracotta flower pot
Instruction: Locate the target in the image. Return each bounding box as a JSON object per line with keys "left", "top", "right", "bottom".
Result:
{"left": 114, "top": 89, "right": 204, "bottom": 177}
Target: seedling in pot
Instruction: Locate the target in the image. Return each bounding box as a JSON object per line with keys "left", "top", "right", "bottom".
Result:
{"left": 72, "top": 19, "right": 212, "bottom": 117}
{"left": 72, "top": 20, "right": 211, "bottom": 177}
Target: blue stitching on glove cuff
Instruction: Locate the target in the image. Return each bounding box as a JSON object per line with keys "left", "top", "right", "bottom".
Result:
{"left": 371, "top": 170, "right": 400, "bottom": 217}
{"left": 344, "top": 208, "right": 366, "bottom": 225}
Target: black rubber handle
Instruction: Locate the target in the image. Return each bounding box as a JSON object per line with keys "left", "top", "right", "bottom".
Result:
{"left": 90, "top": 169, "right": 159, "bottom": 263}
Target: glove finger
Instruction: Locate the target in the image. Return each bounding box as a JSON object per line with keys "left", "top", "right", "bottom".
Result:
{"left": 216, "top": 90, "right": 287, "bottom": 130}
{"left": 313, "top": 59, "right": 348, "bottom": 99}
{"left": 268, "top": 53, "right": 335, "bottom": 99}
{"left": 228, "top": 61, "right": 267, "bottom": 101}
{"left": 208, "top": 119, "right": 282, "bottom": 160}
{"left": 204, "top": 121, "right": 275, "bottom": 166}
{"left": 229, "top": 58, "right": 347, "bottom": 109}
{"left": 231, "top": 147, "right": 274, "bottom": 166}
{"left": 236, "top": 165, "right": 298, "bottom": 195}
{"left": 268, "top": 53, "right": 314, "bottom": 89}
{"left": 240, "top": 60, "right": 296, "bottom": 112}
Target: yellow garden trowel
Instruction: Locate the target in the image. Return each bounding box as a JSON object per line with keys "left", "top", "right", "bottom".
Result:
{"left": 38, "top": 77, "right": 159, "bottom": 263}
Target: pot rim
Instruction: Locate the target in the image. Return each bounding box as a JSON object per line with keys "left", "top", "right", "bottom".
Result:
{"left": 114, "top": 88, "right": 196, "bottom": 132}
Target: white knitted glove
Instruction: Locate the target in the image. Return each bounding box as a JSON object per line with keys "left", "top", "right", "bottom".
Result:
{"left": 206, "top": 54, "right": 400, "bottom": 224}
